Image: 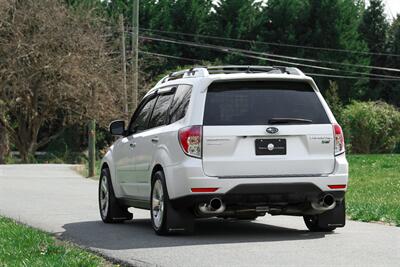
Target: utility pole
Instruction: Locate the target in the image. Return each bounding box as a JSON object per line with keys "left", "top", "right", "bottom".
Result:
{"left": 131, "top": 0, "right": 139, "bottom": 112}
{"left": 120, "top": 14, "right": 128, "bottom": 115}
{"left": 88, "top": 119, "right": 96, "bottom": 177}
{"left": 88, "top": 87, "right": 96, "bottom": 178}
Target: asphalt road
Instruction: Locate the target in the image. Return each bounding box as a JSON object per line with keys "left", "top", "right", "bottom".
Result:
{"left": 0, "top": 164, "right": 399, "bottom": 267}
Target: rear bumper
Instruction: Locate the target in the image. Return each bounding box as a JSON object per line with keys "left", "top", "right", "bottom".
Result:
{"left": 164, "top": 153, "right": 348, "bottom": 203}
{"left": 170, "top": 183, "right": 345, "bottom": 209}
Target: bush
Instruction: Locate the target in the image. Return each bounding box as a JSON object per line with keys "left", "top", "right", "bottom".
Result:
{"left": 341, "top": 101, "right": 400, "bottom": 153}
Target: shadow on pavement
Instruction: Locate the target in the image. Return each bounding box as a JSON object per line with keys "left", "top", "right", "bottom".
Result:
{"left": 61, "top": 218, "right": 327, "bottom": 250}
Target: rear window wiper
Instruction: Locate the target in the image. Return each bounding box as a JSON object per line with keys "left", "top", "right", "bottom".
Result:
{"left": 268, "top": 118, "right": 313, "bottom": 124}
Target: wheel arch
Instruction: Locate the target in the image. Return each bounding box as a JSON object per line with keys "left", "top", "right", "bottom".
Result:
{"left": 100, "top": 153, "right": 123, "bottom": 198}
{"left": 101, "top": 162, "right": 109, "bottom": 171}
{"left": 151, "top": 164, "right": 164, "bottom": 182}
{"left": 151, "top": 163, "right": 175, "bottom": 199}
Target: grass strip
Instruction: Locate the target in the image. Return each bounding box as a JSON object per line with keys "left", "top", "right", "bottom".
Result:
{"left": 0, "top": 216, "right": 113, "bottom": 267}
{"left": 347, "top": 154, "right": 400, "bottom": 226}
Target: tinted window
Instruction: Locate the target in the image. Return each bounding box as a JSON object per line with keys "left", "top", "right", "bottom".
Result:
{"left": 129, "top": 97, "right": 157, "bottom": 133}
{"left": 148, "top": 93, "right": 174, "bottom": 129}
{"left": 203, "top": 81, "right": 330, "bottom": 125}
{"left": 169, "top": 85, "right": 192, "bottom": 123}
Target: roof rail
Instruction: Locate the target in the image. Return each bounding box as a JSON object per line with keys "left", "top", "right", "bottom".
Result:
{"left": 157, "top": 67, "right": 208, "bottom": 85}
{"left": 156, "top": 65, "right": 304, "bottom": 86}
{"left": 206, "top": 65, "right": 304, "bottom": 75}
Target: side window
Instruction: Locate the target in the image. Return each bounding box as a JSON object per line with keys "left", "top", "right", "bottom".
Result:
{"left": 148, "top": 93, "right": 174, "bottom": 129}
{"left": 169, "top": 85, "right": 192, "bottom": 123}
{"left": 129, "top": 97, "right": 157, "bottom": 133}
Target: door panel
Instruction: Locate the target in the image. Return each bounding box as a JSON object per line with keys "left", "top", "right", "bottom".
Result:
{"left": 132, "top": 130, "right": 157, "bottom": 199}
{"left": 114, "top": 135, "right": 137, "bottom": 196}
{"left": 121, "top": 95, "right": 157, "bottom": 198}
{"left": 133, "top": 93, "right": 174, "bottom": 199}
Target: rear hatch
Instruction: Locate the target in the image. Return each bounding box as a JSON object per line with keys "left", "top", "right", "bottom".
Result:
{"left": 202, "top": 80, "right": 334, "bottom": 177}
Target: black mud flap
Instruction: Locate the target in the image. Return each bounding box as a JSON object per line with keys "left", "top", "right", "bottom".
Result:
{"left": 166, "top": 207, "right": 195, "bottom": 234}
{"left": 111, "top": 209, "right": 133, "bottom": 221}
{"left": 318, "top": 200, "right": 346, "bottom": 228}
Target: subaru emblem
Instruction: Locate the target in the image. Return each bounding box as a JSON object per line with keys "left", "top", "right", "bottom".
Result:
{"left": 266, "top": 127, "right": 279, "bottom": 134}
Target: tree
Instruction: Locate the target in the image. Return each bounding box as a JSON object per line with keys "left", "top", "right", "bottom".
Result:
{"left": 141, "top": 0, "right": 214, "bottom": 68}
{"left": 384, "top": 15, "right": 400, "bottom": 106}
{"left": 324, "top": 81, "right": 343, "bottom": 119}
{"left": 0, "top": 0, "right": 124, "bottom": 162}
{"left": 211, "top": 0, "right": 263, "bottom": 64}
{"left": 258, "top": 0, "right": 307, "bottom": 51}
{"left": 0, "top": 101, "right": 9, "bottom": 164}
{"left": 359, "top": 0, "right": 389, "bottom": 100}
{"left": 256, "top": 0, "right": 369, "bottom": 102}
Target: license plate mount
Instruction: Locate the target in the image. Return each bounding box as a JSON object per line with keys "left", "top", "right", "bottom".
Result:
{"left": 255, "top": 139, "right": 287, "bottom": 155}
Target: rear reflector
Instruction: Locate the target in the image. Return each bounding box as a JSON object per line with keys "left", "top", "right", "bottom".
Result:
{"left": 191, "top": 188, "right": 219, "bottom": 193}
{"left": 328, "top": 184, "right": 347, "bottom": 189}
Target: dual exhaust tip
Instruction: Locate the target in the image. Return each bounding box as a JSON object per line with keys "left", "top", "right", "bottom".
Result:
{"left": 210, "top": 198, "right": 223, "bottom": 210}
{"left": 199, "top": 194, "right": 336, "bottom": 214}
{"left": 198, "top": 198, "right": 225, "bottom": 214}
{"left": 321, "top": 194, "right": 335, "bottom": 207}
{"left": 312, "top": 193, "right": 336, "bottom": 211}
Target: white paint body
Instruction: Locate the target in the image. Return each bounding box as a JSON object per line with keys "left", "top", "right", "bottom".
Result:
{"left": 101, "top": 70, "right": 348, "bottom": 203}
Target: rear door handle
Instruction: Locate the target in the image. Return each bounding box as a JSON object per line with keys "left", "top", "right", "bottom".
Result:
{"left": 151, "top": 137, "right": 159, "bottom": 143}
{"left": 129, "top": 143, "right": 136, "bottom": 148}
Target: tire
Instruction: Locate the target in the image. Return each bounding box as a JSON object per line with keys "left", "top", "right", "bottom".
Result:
{"left": 98, "top": 168, "right": 132, "bottom": 223}
{"left": 150, "top": 170, "right": 194, "bottom": 235}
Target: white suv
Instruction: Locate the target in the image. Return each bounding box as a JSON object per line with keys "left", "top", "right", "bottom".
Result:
{"left": 99, "top": 66, "right": 348, "bottom": 235}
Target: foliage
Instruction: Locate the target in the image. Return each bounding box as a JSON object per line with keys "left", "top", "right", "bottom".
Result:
{"left": 0, "top": 100, "right": 9, "bottom": 164}
{"left": 324, "top": 81, "right": 343, "bottom": 119}
{"left": 347, "top": 154, "right": 400, "bottom": 226}
{"left": 383, "top": 15, "right": 400, "bottom": 106}
{"left": 259, "top": 0, "right": 381, "bottom": 103}
{"left": 209, "top": 0, "right": 263, "bottom": 64}
{"left": 0, "top": 0, "right": 124, "bottom": 162}
{"left": 0, "top": 216, "right": 110, "bottom": 266}
{"left": 103, "top": 0, "right": 371, "bottom": 103}
{"left": 67, "top": 0, "right": 398, "bottom": 107}
{"left": 341, "top": 101, "right": 400, "bottom": 153}
{"left": 359, "top": 0, "right": 388, "bottom": 54}
{"left": 1, "top": 0, "right": 399, "bottom": 162}
{"left": 358, "top": 0, "right": 390, "bottom": 101}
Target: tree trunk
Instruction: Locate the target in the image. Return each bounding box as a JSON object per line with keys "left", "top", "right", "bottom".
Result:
{"left": 0, "top": 120, "right": 9, "bottom": 164}
{"left": 17, "top": 139, "right": 37, "bottom": 163}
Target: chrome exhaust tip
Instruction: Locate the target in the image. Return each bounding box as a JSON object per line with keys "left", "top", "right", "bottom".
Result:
{"left": 210, "top": 198, "right": 222, "bottom": 210}
{"left": 321, "top": 194, "right": 335, "bottom": 207}
{"left": 198, "top": 198, "right": 226, "bottom": 214}
{"left": 311, "top": 194, "right": 336, "bottom": 211}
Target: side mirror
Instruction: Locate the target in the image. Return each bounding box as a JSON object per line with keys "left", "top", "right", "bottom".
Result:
{"left": 109, "top": 120, "right": 125, "bottom": 136}
{"left": 130, "top": 125, "right": 139, "bottom": 134}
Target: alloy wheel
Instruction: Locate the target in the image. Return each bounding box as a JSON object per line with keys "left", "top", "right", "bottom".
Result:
{"left": 152, "top": 179, "right": 164, "bottom": 229}
{"left": 99, "top": 175, "right": 109, "bottom": 218}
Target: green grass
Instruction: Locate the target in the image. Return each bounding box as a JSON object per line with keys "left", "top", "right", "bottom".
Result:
{"left": 347, "top": 154, "right": 400, "bottom": 226}
{"left": 0, "top": 217, "right": 112, "bottom": 267}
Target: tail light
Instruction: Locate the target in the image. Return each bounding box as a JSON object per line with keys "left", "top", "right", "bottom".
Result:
{"left": 333, "top": 123, "right": 345, "bottom": 156}
{"left": 178, "top": 125, "right": 202, "bottom": 158}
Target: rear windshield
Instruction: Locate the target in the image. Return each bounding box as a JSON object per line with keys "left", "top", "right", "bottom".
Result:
{"left": 203, "top": 81, "right": 330, "bottom": 125}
